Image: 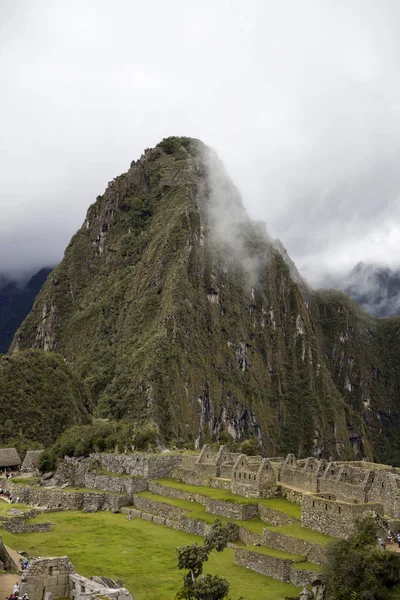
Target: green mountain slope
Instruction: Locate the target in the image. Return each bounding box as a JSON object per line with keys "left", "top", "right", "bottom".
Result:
{"left": 0, "top": 350, "right": 92, "bottom": 446}
{"left": 10, "top": 137, "right": 400, "bottom": 462}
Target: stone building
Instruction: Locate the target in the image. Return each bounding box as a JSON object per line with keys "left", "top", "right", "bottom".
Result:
{"left": 231, "top": 455, "right": 276, "bottom": 497}
{"left": 302, "top": 494, "right": 383, "bottom": 538}
{"left": 20, "top": 556, "right": 133, "bottom": 600}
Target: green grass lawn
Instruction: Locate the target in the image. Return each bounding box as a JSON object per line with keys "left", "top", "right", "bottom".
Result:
{"left": 1, "top": 511, "right": 300, "bottom": 600}
{"left": 154, "top": 479, "right": 259, "bottom": 505}
{"left": 136, "top": 491, "right": 268, "bottom": 534}
{"left": 136, "top": 491, "right": 329, "bottom": 545}
{"left": 293, "top": 561, "right": 323, "bottom": 572}
{"left": 0, "top": 501, "right": 31, "bottom": 516}
{"left": 257, "top": 498, "right": 301, "bottom": 520}
{"left": 242, "top": 544, "right": 304, "bottom": 562}
{"left": 11, "top": 478, "right": 38, "bottom": 485}
{"left": 266, "top": 522, "right": 334, "bottom": 546}
{"left": 154, "top": 478, "right": 301, "bottom": 519}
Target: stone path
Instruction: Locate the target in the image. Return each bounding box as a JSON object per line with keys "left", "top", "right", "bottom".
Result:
{"left": 0, "top": 574, "right": 20, "bottom": 598}
{"left": 0, "top": 548, "right": 23, "bottom": 599}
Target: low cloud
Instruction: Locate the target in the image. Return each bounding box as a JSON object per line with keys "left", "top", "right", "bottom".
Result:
{"left": 1, "top": 1, "right": 400, "bottom": 285}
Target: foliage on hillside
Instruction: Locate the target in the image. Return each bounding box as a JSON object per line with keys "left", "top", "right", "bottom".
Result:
{"left": 325, "top": 516, "right": 400, "bottom": 599}
{"left": 314, "top": 289, "right": 400, "bottom": 463}
{"left": 0, "top": 350, "right": 92, "bottom": 447}
{"left": 10, "top": 137, "right": 400, "bottom": 462}
{"left": 38, "top": 419, "right": 160, "bottom": 472}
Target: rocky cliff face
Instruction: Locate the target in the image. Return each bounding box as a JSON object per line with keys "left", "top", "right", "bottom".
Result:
{"left": 11, "top": 137, "right": 400, "bottom": 462}
{"left": 0, "top": 267, "right": 52, "bottom": 353}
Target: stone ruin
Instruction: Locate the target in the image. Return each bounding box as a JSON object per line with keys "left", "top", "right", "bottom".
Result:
{"left": 20, "top": 557, "right": 133, "bottom": 600}
{"left": 181, "top": 445, "right": 400, "bottom": 538}
{"left": 5, "top": 445, "right": 400, "bottom": 542}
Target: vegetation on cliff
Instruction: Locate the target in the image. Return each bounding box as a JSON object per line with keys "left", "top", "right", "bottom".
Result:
{"left": 10, "top": 137, "right": 400, "bottom": 463}
{"left": 0, "top": 350, "right": 92, "bottom": 448}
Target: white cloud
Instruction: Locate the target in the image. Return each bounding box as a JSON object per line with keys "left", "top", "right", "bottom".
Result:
{"left": 1, "top": 0, "right": 400, "bottom": 283}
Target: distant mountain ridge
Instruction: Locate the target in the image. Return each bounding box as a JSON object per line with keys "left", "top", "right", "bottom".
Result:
{"left": 0, "top": 267, "right": 53, "bottom": 353}
{"left": 332, "top": 262, "right": 400, "bottom": 318}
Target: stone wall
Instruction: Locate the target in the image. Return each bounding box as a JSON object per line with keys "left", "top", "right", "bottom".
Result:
{"left": 20, "top": 556, "right": 75, "bottom": 600}
{"left": 233, "top": 548, "right": 293, "bottom": 582}
{"left": 0, "top": 536, "right": 14, "bottom": 571}
{"left": 205, "top": 498, "right": 259, "bottom": 520}
{"left": 234, "top": 548, "right": 320, "bottom": 587}
{"left": 262, "top": 529, "right": 326, "bottom": 565}
{"left": 301, "top": 495, "right": 383, "bottom": 538}
{"left": 54, "top": 453, "right": 182, "bottom": 487}
{"left": 121, "top": 506, "right": 209, "bottom": 537}
{"left": 367, "top": 471, "right": 400, "bottom": 519}
{"left": 132, "top": 494, "right": 189, "bottom": 521}
{"left": 3, "top": 517, "right": 51, "bottom": 534}
{"left": 4, "top": 481, "right": 129, "bottom": 512}
{"left": 70, "top": 573, "right": 132, "bottom": 600}
{"left": 20, "top": 556, "right": 133, "bottom": 600}
{"left": 237, "top": 526, "right": 263, "bottom": 546}
{"left": 280, "top": 487, "right": 305, "bottom": 505}
{"left": 279, "top": 456, "right": 323, "bottom": 493}
{"left": 148, "top": 481, "right": 206, "bottom": 504}
{"left": 258, "top": 505, "right": 297, "bottom": 526}
{"left": 83, "top": 473, "right": 148, "bottom": 495}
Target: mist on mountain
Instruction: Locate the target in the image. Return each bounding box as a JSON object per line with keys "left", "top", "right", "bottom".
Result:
{"left": 323, "top": 262, "right": 400, "bottom": 318}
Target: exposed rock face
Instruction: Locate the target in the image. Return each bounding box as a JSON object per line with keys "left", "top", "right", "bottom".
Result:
{"left": 11, "top": 137, "right": 400, "bottom": 462}
{"left": 0, "top": 267, "right": 52, "bottom": 353}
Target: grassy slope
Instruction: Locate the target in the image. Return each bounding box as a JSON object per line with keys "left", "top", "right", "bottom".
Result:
{"left": 136, "top": 491, "right": 333, "bottom": 544}
{"left": 1, "top": 510, "right": 300, "bottom": 600}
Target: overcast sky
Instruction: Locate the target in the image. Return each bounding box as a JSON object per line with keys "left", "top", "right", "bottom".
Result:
{"left": 1, "top": 0, "right": 400, "bottom": 285}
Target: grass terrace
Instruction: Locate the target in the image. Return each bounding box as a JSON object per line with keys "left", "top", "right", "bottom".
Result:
{"left": 0, "top": 501, "right": 31, "bottom": 516}
{"left": 136, "top": 491, "right": 267, "bottom": 534}
{"left": 292, "top": 561, "right": 323, "bottom": 572}
{"left": 242, "top": 544, "right": 304, "bottom": 562}
{"left": 1, "top": 510, "right": 301, "bottom": 600}
{"left": 135, "top": 491, "right": 333, "bottom": 545}
{"left": 266, "top": 522, "right": 334, "bottom": 546}
{"left": 154, "top": 478, "right": 302, "bottom": 519}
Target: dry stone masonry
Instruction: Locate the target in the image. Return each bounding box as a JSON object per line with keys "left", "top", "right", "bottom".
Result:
{"left": 6, "top": 446, "right": 400, "bottom": 594}
{"left": 20, "top": 557, "right": 133, "bottom": 600}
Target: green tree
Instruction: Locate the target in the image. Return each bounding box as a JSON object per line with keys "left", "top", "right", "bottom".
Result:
{"left": 175, "top": 519, "right": 239, "bottom": 600}
{"left": 325, "top": 516, "right": 400, "bottom": 600}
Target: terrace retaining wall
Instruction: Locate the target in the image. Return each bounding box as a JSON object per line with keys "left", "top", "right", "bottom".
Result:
{"left": 2, "top": 516, "right": 51, "bottom": 534}
{"left": 3, "top": 482, "right": 129, "bottom": 512}
{"left": 132, "top": 494, "right": 188, "bottom": 520}
{"left": 205, "top": 498, "right": 259, "bottom": 520}
{"left": 258, "top": 506, "right": 297, "bottom": 526}
{"left": 233, "top": 548, "right": 320, "bottom": 586}
{"left": 262, "top": 529, "right": 326, "bottom": 565}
